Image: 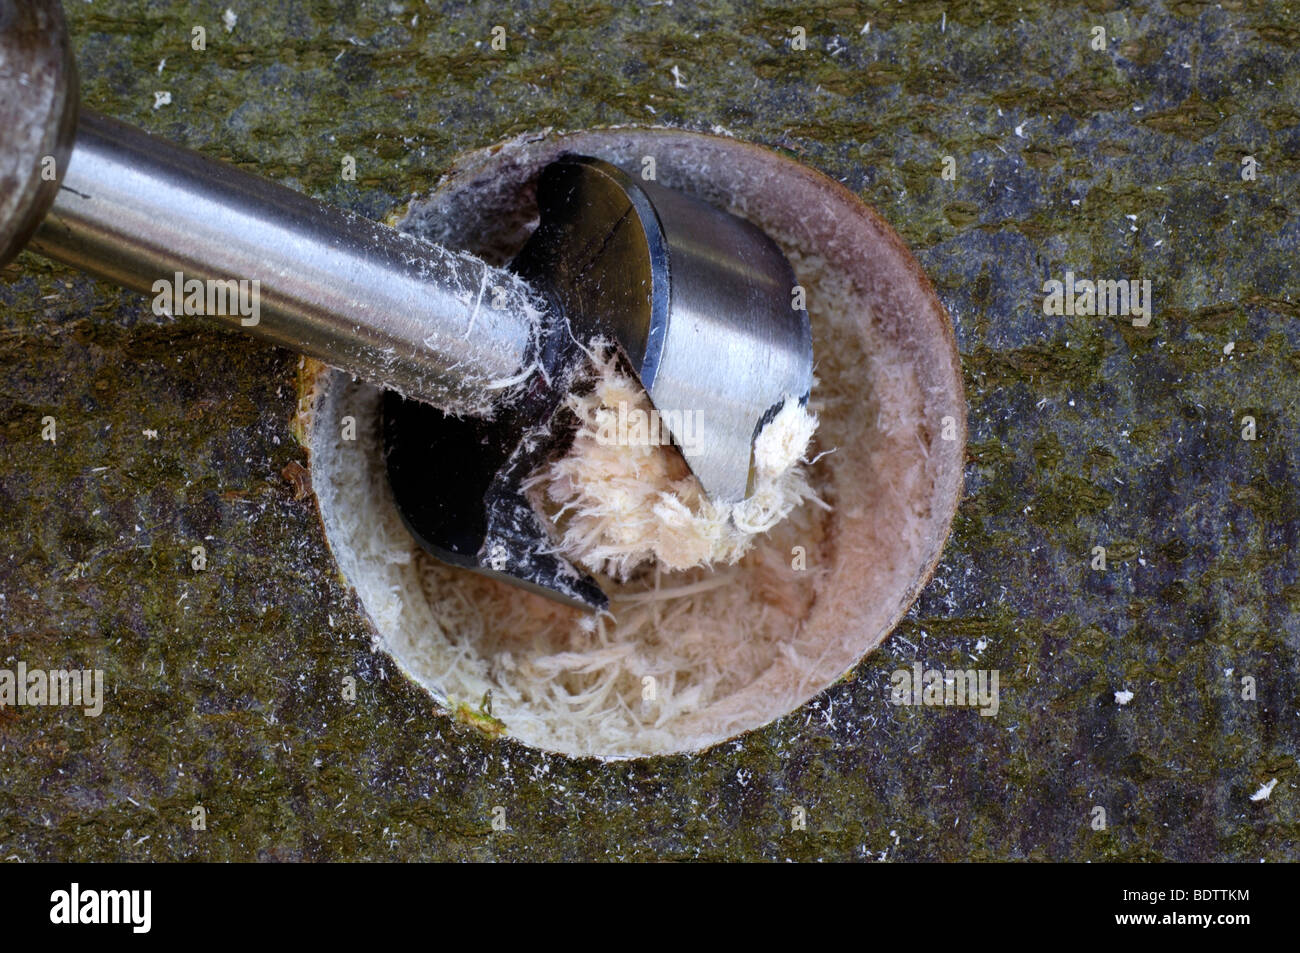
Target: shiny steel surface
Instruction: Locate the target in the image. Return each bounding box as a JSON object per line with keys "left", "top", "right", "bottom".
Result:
{"left": 523, "top": 156, "right": 813, "bottom": 503}
{"left": 29, "top": 112, "right": 539, "bottom": 416}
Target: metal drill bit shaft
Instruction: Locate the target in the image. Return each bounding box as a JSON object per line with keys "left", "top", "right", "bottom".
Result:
{"left": 30, "top": 111, "right": 544, "bottom": 418}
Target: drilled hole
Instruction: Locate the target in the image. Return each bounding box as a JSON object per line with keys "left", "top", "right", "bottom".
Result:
{"left": 302, "top": 129, "right": 965, "bottom": 758}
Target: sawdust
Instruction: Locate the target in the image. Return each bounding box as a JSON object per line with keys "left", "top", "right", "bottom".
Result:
{"left": 523, "top": 343, "right": 825, "bottom": 580}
